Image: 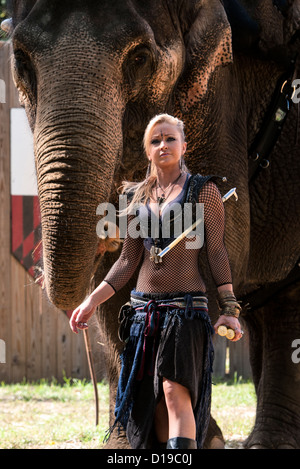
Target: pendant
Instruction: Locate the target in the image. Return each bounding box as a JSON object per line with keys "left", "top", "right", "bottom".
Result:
{"left": 150, "top": 245, "right": 163, "bottom": 264}
{"left": 157, "top": 195, "right": 165, "bottom": 206}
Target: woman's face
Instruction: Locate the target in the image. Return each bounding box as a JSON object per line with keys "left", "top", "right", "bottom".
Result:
{"left": 147, "top": 122, "right": 187, "bottom": 172}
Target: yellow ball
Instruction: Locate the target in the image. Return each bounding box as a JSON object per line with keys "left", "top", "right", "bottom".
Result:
{"left": 218, "top": 325, "right": 228, "bottom": 337}
{"left": 226, "top": 329, "right": 235, "bottom": 340}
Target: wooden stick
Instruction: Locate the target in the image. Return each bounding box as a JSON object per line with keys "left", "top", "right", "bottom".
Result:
{"left": 83, "top": 329, "right": 99, "bottom": 426}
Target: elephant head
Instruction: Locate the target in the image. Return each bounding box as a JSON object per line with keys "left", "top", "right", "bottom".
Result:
{"left": 8, "top": 0, "right": 233, "bottom": 309}
{"left": 8, "top": 0, "right": 300, "bottom": 309}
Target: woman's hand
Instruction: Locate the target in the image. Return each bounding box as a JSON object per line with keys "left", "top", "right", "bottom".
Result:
{"left": 69, "top": 281, "right": 115, "bottom": 333}
{"left": 214, "top": 315, "right": 243, "bottom": 342}
{"left": 69, "top": 296, "right": 97, "bottom": 334}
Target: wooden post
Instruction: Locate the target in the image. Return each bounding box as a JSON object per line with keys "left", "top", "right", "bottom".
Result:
{"left": 0, "top": 41, "right": 14, "bottom": 381}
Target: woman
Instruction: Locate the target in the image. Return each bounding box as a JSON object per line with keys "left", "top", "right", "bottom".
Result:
{"left": 70, "top": 114, "right": 242, "bottom": 449}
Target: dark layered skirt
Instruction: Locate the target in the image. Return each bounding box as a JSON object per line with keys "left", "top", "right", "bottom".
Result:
{"left": 105, "top": 290, "right": 214, "bottom": 449}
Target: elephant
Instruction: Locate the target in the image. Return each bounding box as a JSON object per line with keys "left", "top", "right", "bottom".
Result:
{"left": 5, "top": 0, "right": 300, "bottom": 449}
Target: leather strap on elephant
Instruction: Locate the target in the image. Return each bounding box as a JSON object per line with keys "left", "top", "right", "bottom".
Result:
{"left": 248, "top": 54, "right": 298, "bottom": 183}
{"left": 240, "top": 257, "right": 300, "bottom": 313}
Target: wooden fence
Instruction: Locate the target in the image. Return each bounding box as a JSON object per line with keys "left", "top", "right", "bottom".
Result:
{"left": 0, "top": 40, "right": 251, "bottom": 384}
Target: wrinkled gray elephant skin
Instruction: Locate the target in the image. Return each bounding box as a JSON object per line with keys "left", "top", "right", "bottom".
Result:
{"left": 7, "top": 0, "right": 300, "bottom": 449}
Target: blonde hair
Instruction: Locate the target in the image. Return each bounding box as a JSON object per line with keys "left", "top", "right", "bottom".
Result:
{"left": 120, "top": 114, "right": 188, "bottom": 214}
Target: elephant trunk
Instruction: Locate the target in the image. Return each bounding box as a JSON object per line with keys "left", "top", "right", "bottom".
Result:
{"left": 34, "top": 66, "right": 124, "bottom": 309}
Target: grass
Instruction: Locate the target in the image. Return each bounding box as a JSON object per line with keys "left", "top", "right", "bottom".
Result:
{"left": 0, "top": 377, "right": 256, "bottom": 449}
{"left": 0, "top": 378, "right": 109, "bottom": 449}
{"left": 211, "top": 376, "right": 256, "bottom": 448}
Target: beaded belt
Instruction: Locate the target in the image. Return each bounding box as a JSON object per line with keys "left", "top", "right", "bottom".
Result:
{"left": 130, "top": 294, "right": 208, "bottom": 310}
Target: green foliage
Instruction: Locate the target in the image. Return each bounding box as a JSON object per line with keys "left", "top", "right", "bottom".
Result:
{"left": 0, "top": 0, "right": 9, "bottom": 40}
{"left": 0, "top": 0, "right": 8, "bottom": 20}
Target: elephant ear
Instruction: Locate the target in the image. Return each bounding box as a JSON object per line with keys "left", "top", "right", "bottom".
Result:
{"left": 176, "top": 0, "right": 233, "bottom": 111}
{"left": 8, "top": 0, "right": 38, "bottom": 28}
{"left": 271, "top": 0, "right": 300, "bottom": 47}
{"left": 221, "top": 0, "right": 260, "bottom": 52}
{"left": 222, "top": 0, "right": 300, "bottom": 58}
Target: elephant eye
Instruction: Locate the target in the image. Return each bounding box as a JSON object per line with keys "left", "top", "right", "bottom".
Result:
{"left": 134, "top": 53, "right": 148, "bottom": 67}
{"left": 129, "top": 46, "right": 153, "bottom": 70}
{"left": 124, "top": 45, "right": 155, "bottom": 94}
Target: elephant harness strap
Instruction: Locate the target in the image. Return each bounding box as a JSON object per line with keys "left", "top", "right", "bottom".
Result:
{"left": 248, "top": 54, "right": 298, "bottom": 183}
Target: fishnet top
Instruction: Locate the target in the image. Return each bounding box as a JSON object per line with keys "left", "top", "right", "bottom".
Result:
{"left": 104, "top": 180, "right": 232, "bottom": 293}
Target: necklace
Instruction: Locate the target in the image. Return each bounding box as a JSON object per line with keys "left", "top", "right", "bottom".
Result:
{"left": 156, "top": 171, "right": 183, "bottom": 206}
{"left": 150, "top": 171, "right": 183, "bottom": 264}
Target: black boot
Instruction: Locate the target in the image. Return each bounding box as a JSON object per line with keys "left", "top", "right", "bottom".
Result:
{"left": 166, "top": 437, "right": 197, "bottom": 449}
